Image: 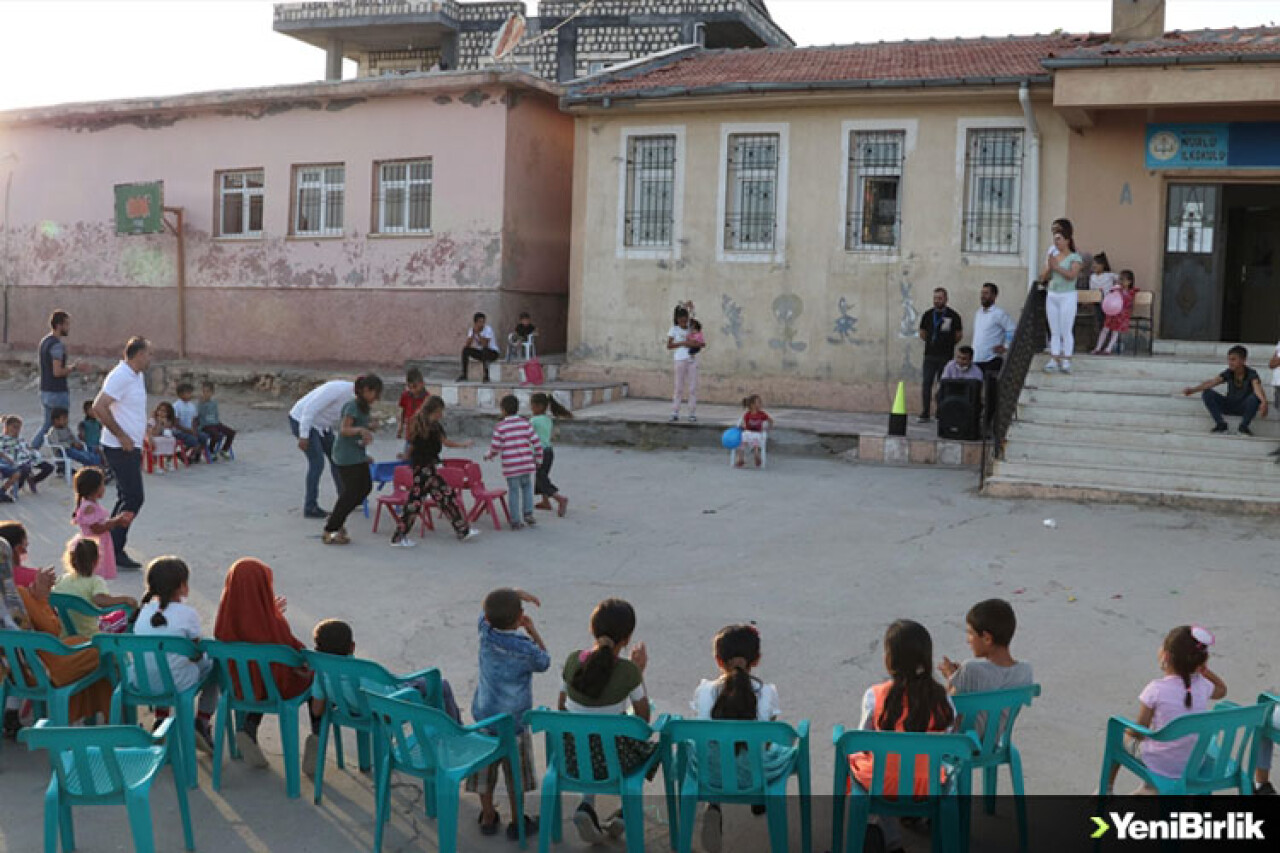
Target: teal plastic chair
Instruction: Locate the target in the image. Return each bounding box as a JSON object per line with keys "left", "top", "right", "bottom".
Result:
{"left": 364, "top": 688, "right": 528, "bottom": 852}
{"left": 662, "top": 717, "right": 811, "bottom": 853}
{"left": 48, "top": 593, "right": 135, "bottom": 637}
{"left": 93, "top": 634, "right": 215, "bottom": 790}
{"left": 1096, "top": 701, "right": 1269, "bottom": 798}
{"left": 19, "top": 718, "right": 195, "bottom": 853}
{"left": 527, "top": 707, "right": 675, "bottom": 853}
{"left": 952, "top": 684, "right": 1040, "bottom": 853}
{"left": 832, "top": 728, "right": 979, "bottom": 853}
{"left": 201, "top": 640, "right": 310, "bottom": 799}
{"left": 301, "top": 649, "right": 441, "bottom": 804}
{"left": 0, "top": 630, "right": 109, "bottom": 742}
{"left": 1257, "top": 692, "right": 1280, "bottom": 787}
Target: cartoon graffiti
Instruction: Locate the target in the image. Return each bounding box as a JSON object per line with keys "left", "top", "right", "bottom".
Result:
{"left": 826, "top": 296, "right": 859, "bottom": 345}
{"left": 769, "top": 294, "right": 807, "bottom": 365}
{"left": 897, "top": 276, "right": 919, "bottom": 339}
{"left": 721, "top": 295, "right": 744, "bottom": 348}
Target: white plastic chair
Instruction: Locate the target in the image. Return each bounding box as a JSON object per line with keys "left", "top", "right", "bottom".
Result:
{"left": 45, "top": 442, "right": 78, "bottom": 486}
{"left": 729, "top": 423, "right": 768, "bottom": 469}
{"left": 506, "top": 331, "right": 537, "bottom": 363}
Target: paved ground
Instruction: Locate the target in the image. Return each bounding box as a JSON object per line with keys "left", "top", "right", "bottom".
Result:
{"left": 0, "top": 377, "right": 1277, "bottom": 852}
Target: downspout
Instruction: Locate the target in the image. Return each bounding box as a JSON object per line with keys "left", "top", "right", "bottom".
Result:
{"left": 1019, "top": 82, "right": 1041, "bottom": 289}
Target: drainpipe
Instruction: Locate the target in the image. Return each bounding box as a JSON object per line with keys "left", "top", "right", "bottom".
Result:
{"left": 1018, "top": 83, "right": 1041, "bottom": 289}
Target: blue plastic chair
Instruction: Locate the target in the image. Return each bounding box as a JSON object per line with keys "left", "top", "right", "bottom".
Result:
{"left": 201, "top": 640, "right": 310, "bottom": 799}
{"left": 832, "top": 728, "right": 979, "bottom": 853}
{"left": 364, "top": 459, "right": 409, "bottom": 518}
{"left": 662, "top": 717, "right": 811, "bottom": 853}
{"left": 48, "top": 593, "right": 135, "bottom": 637}
{"left": 93, "top": 634, "right": 215, "bottom": 790}
{"left": 20, "top": 718, "right": 195, "bottom": 853}
{"left": 952, "top": 684, "right": 1040, "bottom": 853}
{"left": 0, "top": 630, "right": 109, "bottom": 745}
{"left": 365, "top": 688, "right": 528, "bottom": 852}
{"left": 527, "top": 707, "right": 675, "bottom": 853}
{"left": 301, "top": 649, "right": 441, "bottom": 804}
{"left": 1097, "top": 701, "right": 1269, "bottom": 798}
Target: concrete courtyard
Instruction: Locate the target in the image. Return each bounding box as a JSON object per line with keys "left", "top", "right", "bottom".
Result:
{"left": 0, "top": 379, "right": 1276, "bottom": 852}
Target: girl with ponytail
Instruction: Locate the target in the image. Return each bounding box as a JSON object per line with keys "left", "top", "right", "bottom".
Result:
{"left": 1103, "top": 625, "right": 1227, "bottom": 794}
{"left": 133, "top": 556, "right": 220, "bottom": 752}
{"left": 557, "top": 598, "right": 651, "bottom": 844}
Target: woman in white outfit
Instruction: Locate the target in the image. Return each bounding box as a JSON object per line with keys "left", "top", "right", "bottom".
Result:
{"left": 1040, "top": 219, "right": 1084, "bottom": 374}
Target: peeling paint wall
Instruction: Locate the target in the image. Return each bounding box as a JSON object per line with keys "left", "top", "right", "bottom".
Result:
{"left": 0, "top": 86, "right": 572, "bottom": 363}
{"left": 567, "top": 99, "right": 1072, "bottom": 410}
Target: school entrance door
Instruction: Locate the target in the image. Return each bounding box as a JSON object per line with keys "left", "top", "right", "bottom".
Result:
{"left": 1161, "top": 183, "right": 1280, "bottom": 342}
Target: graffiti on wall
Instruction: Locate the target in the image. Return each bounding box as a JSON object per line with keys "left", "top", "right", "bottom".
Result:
{"left": 720, "top": 295, "right": 744, "bottom": 348}
{"left": 897, "top": 272, "right": 920, "bottom": 376}
{"left": 769, "top": 293, "right": 807, "bottom": 366}
{"left": 826, "top": 296, "right": 859, "bottom": 345}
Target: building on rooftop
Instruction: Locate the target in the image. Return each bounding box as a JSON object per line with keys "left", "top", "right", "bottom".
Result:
{"left": 273, "top": 0, "right": 794, "bottom": 83}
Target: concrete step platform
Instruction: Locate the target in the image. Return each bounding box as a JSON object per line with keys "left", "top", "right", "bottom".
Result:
{"left": 1019, "top": 388, "right": 1247, "bottom": 416}
{"left": 1032, "top": 353, "right": 1274, "bottom": 381}
{"left": 983, "top": 475, "right": 1280, "bottom": 514}
{"left": 437, "top": 379, "right": 629, "bottom": 413}
{"left": 991, "top": 457, "right": 1280, "bottom": 499}
{"left": 1008, "top": 420, "right": 1280, "bottom": 457}
{"left": 1153, "top": 340, "right": 1276, "bottom": 359}
{"left": 1002, "top": 438, "right": 1280, "bottom": 479}
{"left": 1016, "top": 405, "right": 1280, "bottom": 437}
{"left": 409, "top": 357, "right": 566, "bottom": 385}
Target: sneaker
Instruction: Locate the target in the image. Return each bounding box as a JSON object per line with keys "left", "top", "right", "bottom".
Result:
{"left": 509, "top": 521, "right": 525, "bottom": 531}
{"left": 1060, "top": 361, "right": 1072, "bottom": 374}
{"left": 604, "top": 809, "right": 626, "bottom": 839}
{"left": 194, "top": 720, "right": 214, "bottom": 755}
{"left": 3, "top": 709, "right": 21, "bottom": 739}
{"left": 669, "top": 414, "right": 679, "bottom": 423}
{"left": 523, "top": 515, "right": 537, "bottom": 527}
{"left": 219, "top": 451, "right": 232, "bottom": 461}
{"left": 700, "top": 805, "right": 723, "bottom": 853}
{"left": 303, "top": 733, "right": 319, "bottom": 779}
{"left": 688, "top": 415, "right": 697, "bottom": 423}
{"left": 506, "top": 815, "right": 538, "bottom": 841}
{"left": 460, "top": 528, "right": 481, "bottom": 542}
{"left": 1256, "top": 781, "right": 1277, "bottom": 795}
{"left": 322, "top": 530, "right": 350, "bottom": 546}
{"left": 116, "top": 553, "right": 143, "bottom": 570}
{"left": 1211, "top": 423, "right": 1229, "bottom": 434}
{"left": 1043, "top": 361, "right": 1059, "bottom": 373}
{"left": 1239, "top": 425, "right": 1254, "bottom": 436}
{"left": 0, "top": 493, "right": 12, "bottom": 505}
{"left": 572, "top": 802, "right": 607, "bottom": 844}
{"left": 237, "top": 731, "right": 269, "bottom": 769}
{"left": 390, "top": 533, "right": 417, "bottom": 548}
{"left": 303, "top": 507, "right": 329, "bottom": 519}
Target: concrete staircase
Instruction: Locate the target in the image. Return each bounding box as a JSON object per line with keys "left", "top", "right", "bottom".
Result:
{"left": 983, "top": 345, "right": 1280, "bottom": 512}
{"left": 408, "top": 356, "right": 629, "bottom": 414}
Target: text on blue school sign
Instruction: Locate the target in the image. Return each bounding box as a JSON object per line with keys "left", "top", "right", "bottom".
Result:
{"left": 1145, "top": 123, "right": 1280, "bottom": 170}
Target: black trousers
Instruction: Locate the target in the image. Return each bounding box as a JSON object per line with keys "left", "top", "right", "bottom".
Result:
{"left": 103, "top": 446, "right": 144, "bottom": 556}
{"left": 921, "top": 357, "right": 947, "bottom": 417}
{"left": 977, "top": 359, "right": 1004, "bottom": 430}
{"left": 325, "top": 463, "right": 372, "bottom": 533}
{"left": 461, "top": 347, "right": 498, "bottom": 379}
{"left": 535, "top": 447, "right": 558, "bottom": 497}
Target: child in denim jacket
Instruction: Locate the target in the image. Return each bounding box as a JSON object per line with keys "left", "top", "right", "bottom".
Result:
{"left": 468, "top": 587, "right": 550, "bottom": 840}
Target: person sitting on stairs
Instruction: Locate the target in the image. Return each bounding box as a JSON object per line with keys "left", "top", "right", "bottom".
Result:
{"left": 1182, "top": 345, "right": 1269, "bottom": 437}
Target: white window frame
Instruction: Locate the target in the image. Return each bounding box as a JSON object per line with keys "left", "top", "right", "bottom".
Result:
{"left": 716, "top": 122, "right": 789, "bottom": 263}
{"left": 216, "top": 169, "right": 265, "bottom": 239}
{"left": 839, "top": 120, "right": 918, "bottom": 260}
{"left": 955, "top": 119, "right": 1027, "bottom": 265}
{"left": 375, "top": 158, "right": 433, "bottom": 235}
{"left": 292, "top": 164, "right": 345, "bottom": 237}
{"left": 616, "top": 126, "right": 685, "bottom": 260}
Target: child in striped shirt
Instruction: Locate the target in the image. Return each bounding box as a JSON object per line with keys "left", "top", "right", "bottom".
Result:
{"left": 485, "top": 395, "right": 543, "bottom": 530}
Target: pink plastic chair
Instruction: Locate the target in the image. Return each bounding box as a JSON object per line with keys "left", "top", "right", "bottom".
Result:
{"left": 437, "top": 466, "right": 471, "bottom": 519}
{"left": 372, "top": 466, "right": 412, "bottom": 533}
{"left": 463, "top": 462, "right": 511, "bottom": 530}
{"left": 440, "top": 458, "right": 471, "bottom": 476}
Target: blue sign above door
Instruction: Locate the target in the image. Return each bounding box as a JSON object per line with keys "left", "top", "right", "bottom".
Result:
{"left": 1145, "top": 123, "right": 1280, "bottom": 170}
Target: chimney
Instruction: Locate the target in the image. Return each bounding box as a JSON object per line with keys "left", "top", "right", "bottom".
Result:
{"left": 1111, "top": 0, "right": 1166, "bottom": 43}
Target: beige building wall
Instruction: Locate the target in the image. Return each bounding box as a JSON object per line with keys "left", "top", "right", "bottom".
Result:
{"left": 566, "top": 92, "right": 1071, "bottom": 410}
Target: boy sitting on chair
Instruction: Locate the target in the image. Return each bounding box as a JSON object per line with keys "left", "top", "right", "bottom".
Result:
{"left": 507, "top": 312, "right": 536, "bottom": 362}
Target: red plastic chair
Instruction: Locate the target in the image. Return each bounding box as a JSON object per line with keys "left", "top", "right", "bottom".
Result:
{"left": 144, "top": 436, "right": 185, "bottom": 474}
{"left": 463, "top": 462, "right": 511, "bottom": 530}
{"left": 372, "top": 466, "right": 412, "bottom": 533}
{"left": 440, "top": 458, "right": 471, "bottom": 475}
{"left": 436, "top": 465, "right": 470, "bottom": 519}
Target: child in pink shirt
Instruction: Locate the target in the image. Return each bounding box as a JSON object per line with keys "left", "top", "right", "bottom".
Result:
{"left": 485, "top": 395, "right": 543, "bottom": 530}
{"left": 72, "top": 467, "right": 134, "bottom": 580}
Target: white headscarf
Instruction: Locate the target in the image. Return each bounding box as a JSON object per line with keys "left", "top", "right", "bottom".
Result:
{"left": 0, "top": 538, "right": 27, "bottom": 630}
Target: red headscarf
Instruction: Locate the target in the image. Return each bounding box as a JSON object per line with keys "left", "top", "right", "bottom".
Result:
{"left": 213, "top": 558, "right": 310, "bottom": 700}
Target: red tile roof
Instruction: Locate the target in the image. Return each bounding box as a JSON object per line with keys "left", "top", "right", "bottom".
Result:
{"left": 568, "top": 35, "right": 1085, "bottom": 101}
{"left": 1044, "top": 26, "right": 1280, "bottom": 65}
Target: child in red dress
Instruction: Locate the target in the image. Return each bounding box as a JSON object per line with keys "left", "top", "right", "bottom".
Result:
{"left": 735, "top": 395, "right": 773, "bottom": 468}
{"left": 1092, "top": 270, "right": 1138, "bottom": 356}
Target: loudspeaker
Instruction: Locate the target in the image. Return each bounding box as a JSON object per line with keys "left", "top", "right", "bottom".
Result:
{"left": 937, "top": 379, "right": 983, "bottom": 440}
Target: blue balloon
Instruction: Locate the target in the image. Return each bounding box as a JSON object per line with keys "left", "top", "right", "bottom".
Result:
{"left": 721, "top": 427, "right": 743, "bottom": 450}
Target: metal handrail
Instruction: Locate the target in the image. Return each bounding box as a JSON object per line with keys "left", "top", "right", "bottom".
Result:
{"left": 981, "top": 282, "right": 1047, "bottom": 485}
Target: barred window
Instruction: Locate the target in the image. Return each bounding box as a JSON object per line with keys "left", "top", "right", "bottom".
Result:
{"left": 293, "top": 164, "right": 344, "bottom": 237}
{"left": 724, "top": 133, "right": 780, "bottom": 252}
{"left": 217, "top": 170, "right": 264, "bottom": 238}
{"left": 846, "top": 131, "right": 904, "bottom": 251}
{"left": 962, "top": 129, "right": 1023, "bottom": 254}
{"left": 376, "top": 159, "right": 432, "bottom": 234}
{"left": 623, "top": 136, "right": 675, "bottom": 248}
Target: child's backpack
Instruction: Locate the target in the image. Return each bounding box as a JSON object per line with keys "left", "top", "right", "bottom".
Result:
{"left": 520, "top": 358, "right": 544, "bottom": 386}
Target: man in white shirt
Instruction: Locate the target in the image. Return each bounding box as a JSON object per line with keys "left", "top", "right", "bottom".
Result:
{"left": 458, "top": 312, "right": 500, "bottom": 383}
{"left": 972, "top": 283, "right": 1016, "bottom": 374}
{"left": 289, "top": 379, "right": 354, "bottom": 518}
{"left": 91, "top": 337, "right": 151, "bottom": 569}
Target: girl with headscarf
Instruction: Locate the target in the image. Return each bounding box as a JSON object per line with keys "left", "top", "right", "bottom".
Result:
{"left": 213, "top": 558, "right": 313, "bottom": 769}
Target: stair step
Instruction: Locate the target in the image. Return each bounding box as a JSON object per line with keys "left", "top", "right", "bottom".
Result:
{"left": 1002, "top": 438, "right": 1279, "bottom": 478}
{"left": 1016, "top": 405, "right": 1280, "bottom": 437}
{"left": 1152, "top": 341, "right": 1277, "bottom": 359}
{"left": 1018, "top": 388, "right": 1264, "bottom": 417}
{"left": 990, "top": 458, "right": 1280, "bottom": 498}
{"left": 1008, "top": 421, "right": 1280, "bottom": 456}
{"left": 437, "top": 380, "right": 628, "bottom": 413}
{"left": 1030, "top": 354, "right": 1275, "bottom": 382}
{"left": 982, "top": 476, "right": 1280, "bottom": 513}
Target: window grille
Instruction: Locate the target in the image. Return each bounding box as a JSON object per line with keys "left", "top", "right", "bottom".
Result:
{"left": 962, "top": 129, "right": 1023, "bottom": 254}
{"left": 623, "top": 136, "right": 676, "bottom": 248}
{"left": 376, "top": 160, "right": 432, "bottom": 234}
{"left": 294, "top": 165, "right": 345, "bottom": 236}
{"left": 846, "top": 131, "right": 904, "bottom": 251}
{"left": 724, "top": 133, "right": 779, "bottom": 252}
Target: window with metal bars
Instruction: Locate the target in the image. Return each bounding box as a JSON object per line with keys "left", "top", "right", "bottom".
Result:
{"left": 623, "top": 135, "right": 676, "bottom": 249}
{"left": 375, "top": 159, "right": 432, "bottom": 234}
{"left": 962, "top": 129, "right": 1024, "bottom": 254}
{"left": 293, "top": 164, "right": 344, "bottom": 237}
{"left": 217, "top": 170, "right": 264, "bottom": 238}
{"left": 846, "top": 131, "right": 904, "bottom": 251}
{"left": 724, "top": 133, "right": 779, "bottom": 252}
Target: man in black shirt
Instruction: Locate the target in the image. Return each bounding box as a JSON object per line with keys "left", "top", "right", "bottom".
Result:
{"left": 31, "top": 310, "right": 83, "bottom": 450}
{"left": 1183, "top": 345, "right": 1269, "bottom": 436}
{"left": 917, "top": 288, "right": 963, "bottom": 422}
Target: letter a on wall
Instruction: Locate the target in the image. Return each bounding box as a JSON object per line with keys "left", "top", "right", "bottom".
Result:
{"left": 114, "top": 181, "right": 165, "bottom": 235}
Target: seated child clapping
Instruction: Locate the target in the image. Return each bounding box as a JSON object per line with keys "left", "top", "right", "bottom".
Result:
{"left": 938, "top": 598, "right": 1033, "bottom": 694}
{"left": 0, "top": 415, "right": 54, "bottom": 497}
{"left": 1103, "top": 625, "right": 1226, "bottom": 794}
{"left": 52, "top": 538, "right": 137, "bottom": 635}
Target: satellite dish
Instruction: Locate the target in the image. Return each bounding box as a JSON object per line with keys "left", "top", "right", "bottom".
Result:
{"left": 490, "top": 13, "right": 527, "bottom": 62}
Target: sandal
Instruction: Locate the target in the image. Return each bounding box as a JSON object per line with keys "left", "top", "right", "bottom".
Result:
{"left": 479, "top": 811, "right": 502, "bottom": 837}
{"left": 506, "top": 815, "right": 539, "bottom": 841}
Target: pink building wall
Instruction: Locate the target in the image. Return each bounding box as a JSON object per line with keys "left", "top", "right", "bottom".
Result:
{"left": 0, "top": 74, "right": 571, "bottom": 364}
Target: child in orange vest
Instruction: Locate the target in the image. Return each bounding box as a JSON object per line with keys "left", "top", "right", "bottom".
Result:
{"left": 851, "top": 620, "right": 956, "bottom": 852}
